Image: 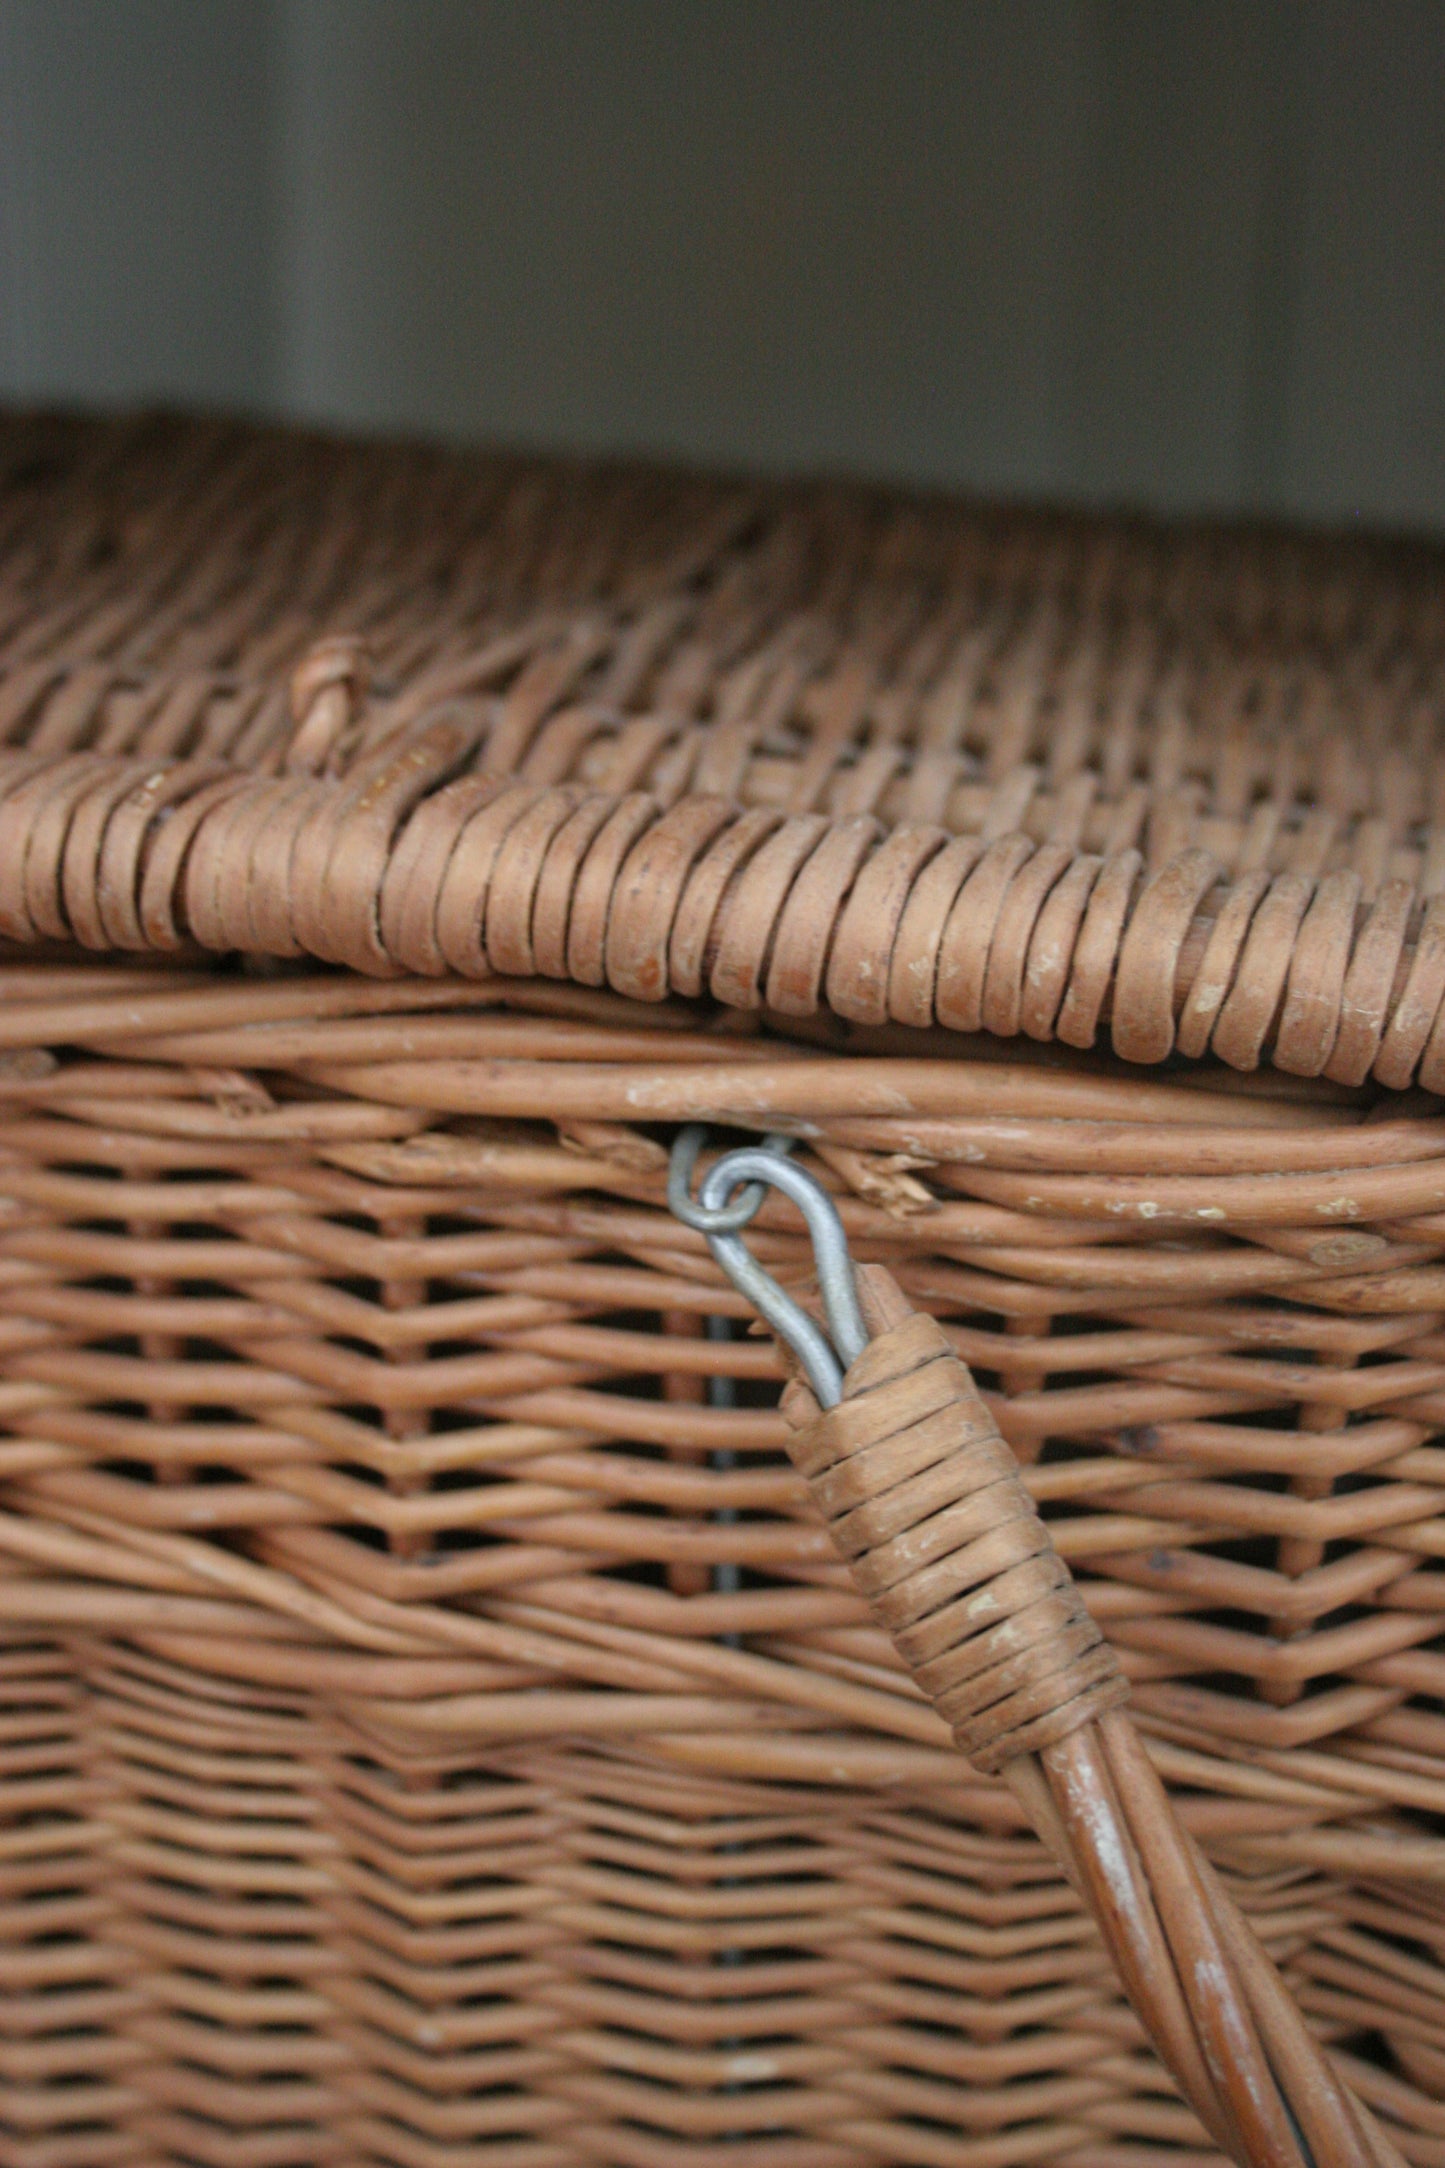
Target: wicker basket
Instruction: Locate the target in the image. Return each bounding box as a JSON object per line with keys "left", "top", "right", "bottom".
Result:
{"left": 0, "top": 408, "right": 1442, "bottom": 2168}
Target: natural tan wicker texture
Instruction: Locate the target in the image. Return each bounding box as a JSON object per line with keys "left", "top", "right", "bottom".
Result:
{"left": 0, "top": 411, "right": 1443, "bottom": 2168}
{"left": 4, "top": 408, "right": 1445, "bottom": 1084}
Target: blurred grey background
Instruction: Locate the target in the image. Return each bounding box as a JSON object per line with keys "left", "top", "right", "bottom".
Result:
{"left": 1, "top": 0, "right": 1442, "bottom": 529}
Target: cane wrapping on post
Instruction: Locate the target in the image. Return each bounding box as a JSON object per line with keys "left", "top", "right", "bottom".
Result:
{"left": 676, "top": 1133, "right": 1406, "bottom": 2168}
{"left": 786, "top": 1303, "right": 1127, "bottom": 1773}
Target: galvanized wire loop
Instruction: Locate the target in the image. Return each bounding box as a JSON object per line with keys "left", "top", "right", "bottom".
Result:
{"left": 668, "top": 1128, "right": 868, "bottom": 1408}
{"left": 667, "top": 1122, "right": 796, "bottom": 1234}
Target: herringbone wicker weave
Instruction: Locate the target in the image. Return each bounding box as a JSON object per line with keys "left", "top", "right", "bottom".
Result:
{"left": 0, "top": 408, "right": 1442, "bottom": 2168}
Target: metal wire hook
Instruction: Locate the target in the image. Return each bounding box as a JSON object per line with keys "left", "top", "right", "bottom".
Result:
{"left": 667, "top": 1122, "right": 797, "bottom": 1234}
{"left": 668, "top": 1127, "right": 868, "bottom": 1409}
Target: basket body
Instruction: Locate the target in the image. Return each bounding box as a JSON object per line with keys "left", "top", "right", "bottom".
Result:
{"left": 0, "top": 413, "right": 1442, "bottom": 2168}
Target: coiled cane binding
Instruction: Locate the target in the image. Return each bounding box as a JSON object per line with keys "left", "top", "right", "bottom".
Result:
{"left": 5, "top": 410, "right": 1445, "bottom": 1089}
{"left": 779, "top": 1267, "right": 1401, "bottom": 2168}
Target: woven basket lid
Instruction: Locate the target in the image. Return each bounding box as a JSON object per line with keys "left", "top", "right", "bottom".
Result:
{"left": 4, "top": 407, "right": 1445, "bottom": 1089}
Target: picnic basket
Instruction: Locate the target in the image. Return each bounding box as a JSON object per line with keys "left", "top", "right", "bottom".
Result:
{"left": 0, "top": 406, "right": 1442, "bottom": 2168}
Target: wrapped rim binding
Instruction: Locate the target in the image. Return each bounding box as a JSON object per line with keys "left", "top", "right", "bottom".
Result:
{"left": 4, "top": 409, "right": 1445, "bottom": 1088}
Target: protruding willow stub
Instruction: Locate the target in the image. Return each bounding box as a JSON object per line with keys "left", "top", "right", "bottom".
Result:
{"left": 780, "top": 1282, "right": 1130, "bottom": 1775}
{"left": 285, "top": 637, "right": 372, "bottom": 777}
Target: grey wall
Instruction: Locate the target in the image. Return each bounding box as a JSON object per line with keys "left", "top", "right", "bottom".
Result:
{"left": 2, "top": 0, "right": 1443, "bottom": 529}
{"left": 0, "top": 0, "right": 279, "bottom": 412}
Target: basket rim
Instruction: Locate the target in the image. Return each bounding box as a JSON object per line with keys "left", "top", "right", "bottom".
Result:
{"left": 3, "top": 406, "right": 1445, "bottom": 1094}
